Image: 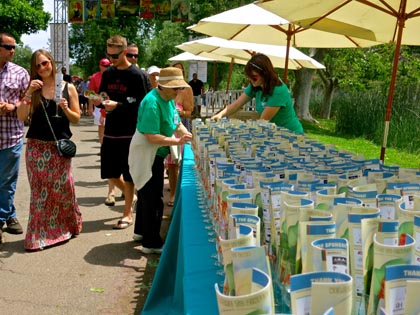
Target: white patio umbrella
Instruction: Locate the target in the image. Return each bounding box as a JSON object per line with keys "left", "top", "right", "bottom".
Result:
{"left": 188, "top": 3, "right": 378, "bottom": 82}
{"left": 176, "top": 36, "right": 325, "bottom": 70}
{"left": 258, "top": 0, "right": 420, "bottom": 163}
{"left": 169, "top": 51, "right": 239, "bottom": 93}
{"left": 168, "top": 51, "right": 218, "bottom": 62}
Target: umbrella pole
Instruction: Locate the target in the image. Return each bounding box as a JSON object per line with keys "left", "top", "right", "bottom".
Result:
{"left": 379, "top": 15, "right": 405, "bottom": 164}
{"left": 212, "top": 61, "right": 216, "bottom": 113}
{"left": 225, "top": 58, "right": 234, "bottom": 106}
{"left": 283, "top": 26, "right": 292, "bottom": 84}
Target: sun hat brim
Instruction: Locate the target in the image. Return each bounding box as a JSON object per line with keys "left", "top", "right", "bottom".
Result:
{"left": 157, "top": 74, "right": 190, "bottom": 88}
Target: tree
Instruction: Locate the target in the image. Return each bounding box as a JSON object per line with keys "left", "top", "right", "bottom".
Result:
{"left": 0, "top": 0, "right": 50, "bottom": 42}
{"left": 143, "top": 21, "right": 188, "bottom": 68}
{"left": 69, "top": 17, "right": 154, "bottom": 76}
{"left": 13, "top": 44, "right": 33, "bottom": 71}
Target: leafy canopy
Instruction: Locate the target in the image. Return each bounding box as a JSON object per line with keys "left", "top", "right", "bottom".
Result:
{"left": 0, "top": 0, "right": 50, "bottom": 42}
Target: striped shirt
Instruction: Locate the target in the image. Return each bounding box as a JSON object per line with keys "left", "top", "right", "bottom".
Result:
{"left": 0, "top": 61, "right": 30, "bottom": 149}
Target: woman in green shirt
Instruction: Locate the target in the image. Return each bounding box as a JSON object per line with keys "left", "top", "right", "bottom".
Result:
{"left": 212, "top": 53, "right": 303, "bottom": 134}
{"left": 128, "top": 67, "right": 192, "bottom": 254}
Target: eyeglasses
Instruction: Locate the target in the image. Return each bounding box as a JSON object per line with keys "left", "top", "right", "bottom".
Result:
{"left": 0, "top": 44, "right": 16, "bottom": 51}
{"left": 172, "top": 87, "right": 185, "bottom": 91}
{"left": 126, "top": 53, "right": 138, "bottom": 59}
{"left": 36, "top": 60, "right": 50, "bottom": 69}
{"left": 106, "top": 50, "right": 123, "bottom": 59}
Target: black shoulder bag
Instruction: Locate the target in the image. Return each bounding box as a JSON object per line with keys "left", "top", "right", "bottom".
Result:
{"left": 41, "top": 99, "right": 77, "bottom": 158}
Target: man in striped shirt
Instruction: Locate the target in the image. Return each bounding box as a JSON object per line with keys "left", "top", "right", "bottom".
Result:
{"left": 0, "top": 32, "right": 30, "bottom": 242}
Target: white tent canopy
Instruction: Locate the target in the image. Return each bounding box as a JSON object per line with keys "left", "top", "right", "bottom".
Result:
{"left": 176, "top": 36, "right": 325, "bottom": 70}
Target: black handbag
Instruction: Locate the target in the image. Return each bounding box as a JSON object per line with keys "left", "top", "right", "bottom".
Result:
{"left": 41, "top": 100, "right": 77, "bottom": 158}
{"left": 56, "top": 138, "right": 77, "bottom": 157}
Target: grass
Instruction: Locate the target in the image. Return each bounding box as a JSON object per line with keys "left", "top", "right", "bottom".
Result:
{"left": 302, "top": 119, "right": 420, "bottom": 169}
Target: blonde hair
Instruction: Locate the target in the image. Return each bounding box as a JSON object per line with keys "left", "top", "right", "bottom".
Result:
{"left": 106, "top": 35, "right": 127, "bottom": 49}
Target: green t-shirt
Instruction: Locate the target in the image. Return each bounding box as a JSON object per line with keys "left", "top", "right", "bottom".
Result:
{"left": 136, "top": 88, "right": 181, "bottom": 157}
{"left": 244, "top": 83, "right": 303, "bottom": 134}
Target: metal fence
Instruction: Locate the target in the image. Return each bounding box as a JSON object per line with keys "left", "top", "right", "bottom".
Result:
{"left": 202, "top": 89, "right": 256, "bottom": 117}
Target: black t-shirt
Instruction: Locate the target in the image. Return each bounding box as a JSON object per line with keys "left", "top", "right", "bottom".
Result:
{"left": 188, "top": 79, "right": 204, "bottom": 96}
{"left": 99, "top": 65, "right": 152, "bottom": 137}
{"left": 26, "top": 84, "right": 72, "bottom": 141}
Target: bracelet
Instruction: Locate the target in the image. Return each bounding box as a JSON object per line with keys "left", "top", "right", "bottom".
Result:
{"left": 22, "top": 98, "right": 31, "bottom": 106}
{"left": 24, "top": 94, "right": 32, "bottom": 99}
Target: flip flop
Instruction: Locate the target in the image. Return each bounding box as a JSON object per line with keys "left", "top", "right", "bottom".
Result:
{"left": 113, "top": 220, "right": 133, "bottom": 230}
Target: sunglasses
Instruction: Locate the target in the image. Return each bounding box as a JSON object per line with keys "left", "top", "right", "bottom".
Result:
{"left": 172, "top": 87, "right": 185, "bottom": 91}
{"left": 106, "top": 50, "right": 123, "bottom": 59}
{"left": 249, "top": 74, "right": 260, "bottom": 82}
{"left": 0, "top": 44, "right": 16, "bottom": 51}
{"left": 36, "top": 60, "right": 50, "bottom": 69}
{"left": 126, "top": 53, "right": 138, "bottom": 59}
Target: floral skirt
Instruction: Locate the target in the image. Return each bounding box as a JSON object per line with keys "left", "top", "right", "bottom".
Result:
{"left": 24, "top": 138, "right": 82, "bottom": 250}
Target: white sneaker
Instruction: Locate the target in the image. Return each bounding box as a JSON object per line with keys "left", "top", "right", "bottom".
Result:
{"left": 133, "top": 234, "right": 143, "bottom": 242}
{"left": 140, "top": 246, "right": 163, "bottom": 254}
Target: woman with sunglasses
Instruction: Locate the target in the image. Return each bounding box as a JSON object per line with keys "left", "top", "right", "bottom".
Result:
{"left": 128, "top": 67, "right": 192, "bottom": 254}
{"left": 16, "top": 49, "right": 82, "bottom": 251}
{"left": 211, "top": 53, "right": 303, "bottom": 134}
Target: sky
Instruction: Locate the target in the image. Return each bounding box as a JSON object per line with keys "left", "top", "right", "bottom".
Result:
{"left": 21, "top": 1, "right": 54, "bottom": 50}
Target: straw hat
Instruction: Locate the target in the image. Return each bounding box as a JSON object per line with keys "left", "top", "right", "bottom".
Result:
{"left": 157, "top": 67, "right": 189, "bottom": 88}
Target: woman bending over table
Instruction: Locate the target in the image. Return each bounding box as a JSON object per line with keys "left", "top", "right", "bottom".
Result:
{"left": 211, "top": 53, "right": 303, "bottom": 134}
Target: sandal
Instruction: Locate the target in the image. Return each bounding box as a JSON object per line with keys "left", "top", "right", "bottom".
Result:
{"left": 112, "top": 220, "right": 133, "bottom": 229}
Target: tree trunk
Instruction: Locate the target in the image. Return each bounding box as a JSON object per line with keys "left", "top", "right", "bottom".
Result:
{"left": 318, "top": 73, "right": 338, "bottom": 119}
{"left": 291, "top": 48, "right": 328, "bottom": 123}
{"left": 292, "top": 68, "right": 317, "bottom": 123}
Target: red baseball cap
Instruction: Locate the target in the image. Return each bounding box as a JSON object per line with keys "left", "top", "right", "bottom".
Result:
{"left": 99, "top": 58, "right": 110, "bottom": 67}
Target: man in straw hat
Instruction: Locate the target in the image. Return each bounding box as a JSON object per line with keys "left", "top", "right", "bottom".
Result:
{"left": 128, "top": 66, "right": 192, "bottom": 254}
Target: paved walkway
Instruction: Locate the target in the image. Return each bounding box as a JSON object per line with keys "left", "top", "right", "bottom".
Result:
{"left": 0, "top": 116, "right": 170, "bottom": 315}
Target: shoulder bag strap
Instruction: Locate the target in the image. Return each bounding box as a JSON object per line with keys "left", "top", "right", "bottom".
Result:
{"left": 41, "top": 99, "right": 58, "bottom": 143}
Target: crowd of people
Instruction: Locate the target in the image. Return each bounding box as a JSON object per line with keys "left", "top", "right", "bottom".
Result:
{"left": 0, "top": 31, "right": 303, "bottom": 253}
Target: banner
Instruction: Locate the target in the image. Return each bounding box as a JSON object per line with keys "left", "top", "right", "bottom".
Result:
{"left": 85, "top": 0, "right": 101, "bottom": 21}
{"left": 69, "top": 0, "right": 84, "bottom": 23}
{"left": 68, "top": 0, "right": 185, "bottom": 22}
{"left": 116, "top": 0, "right": 140, "bottom": 17}
{"left": 100, "top": 0, "right": 115, "bottom": 19}
{"left": 140, "top": 0, "right": 171, "bottom": 19}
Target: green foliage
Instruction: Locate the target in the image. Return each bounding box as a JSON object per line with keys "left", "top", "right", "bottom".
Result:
{"left": 0, "top": 0, "right": 50, "bottom": 41}
{"left": 69, "top": 17, "right": 154, "bottom": 76}
{"left": 333, "top": 83, "right": 420, "bottom": 155}
{"left": 143, "top": 21, "right": 187, "bottom": 68}
{"left": 13, "top": 45, "right": 33, "bottom": 72}
{"left": 302, "top": 119, "right": 420, "bottom": 168}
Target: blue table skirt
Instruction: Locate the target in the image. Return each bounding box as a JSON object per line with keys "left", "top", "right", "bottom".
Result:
{"left": 142, "top": 144, "right": 220, "bottom": 315}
